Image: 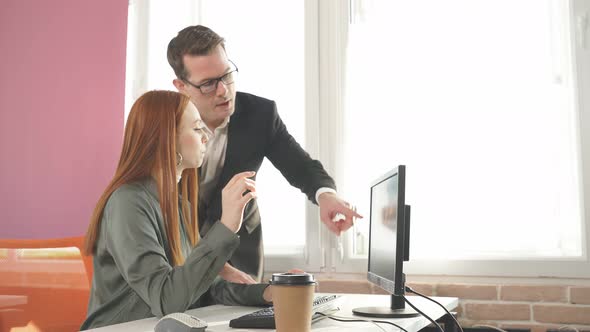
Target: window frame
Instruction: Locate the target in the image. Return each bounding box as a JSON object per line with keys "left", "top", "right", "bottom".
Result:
{"left": 330, "top": 0, "right": 590, "bottom": 278}
{"left": 126, "top": 0, "right": 590, "bottom": 278}
{"left": 264, "top": 0, "right": 326, "bottom": 273}
{"left": 126, "top": 0, "right": 325, "bottom": 273}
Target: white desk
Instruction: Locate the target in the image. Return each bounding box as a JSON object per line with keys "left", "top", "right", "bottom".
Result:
{"left": 87, "top": 293, "right": 458, "bottom": 332}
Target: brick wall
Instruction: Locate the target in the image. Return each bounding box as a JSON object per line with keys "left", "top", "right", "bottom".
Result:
{"left": 315, "top": 277, "right": 590, "bottom": 332}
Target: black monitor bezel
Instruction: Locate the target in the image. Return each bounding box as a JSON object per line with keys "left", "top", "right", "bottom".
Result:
{"left": 366, "top": 165, "right": 407, "bottom": 296}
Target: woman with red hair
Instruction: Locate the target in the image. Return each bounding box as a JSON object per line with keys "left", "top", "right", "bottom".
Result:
{"left": 81, "top": 90, "right": 270, "bottom": 330}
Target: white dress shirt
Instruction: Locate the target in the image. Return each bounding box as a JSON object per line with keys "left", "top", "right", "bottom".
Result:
{"left": 199, "top": 118, "right": 230, "bottom": 204}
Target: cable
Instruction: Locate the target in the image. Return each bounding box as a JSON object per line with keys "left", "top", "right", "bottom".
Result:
{"left": 370, "top": 320, "right": 389, "bottom": 332}
{"left": 557, "top": 326, "right": 580, "bottom": 332}
{"left": 405, "top": 286, "right": 464, "bottom": 332}
{"left": 402, "top": 295, "right": 445, "bottom": 332}
{"left": 403, "top": 289, "right": 584, "bottom": 332}
{"left": 315, "top": 311, "right": 408, "bottom": 332}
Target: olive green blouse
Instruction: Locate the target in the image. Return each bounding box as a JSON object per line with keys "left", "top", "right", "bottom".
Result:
{"left": 81, "top": 177, "right": 268, "bottom": 330}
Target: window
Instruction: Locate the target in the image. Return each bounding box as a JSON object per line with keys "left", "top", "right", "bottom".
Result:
{"left": 126, "top": 0, "right": 590, "bottom": 277}
{"left": 335, "top": 0, "right": 590, "bottom": 277}
{"left": 125, "top": 0, "right": 319, "bottom": 270}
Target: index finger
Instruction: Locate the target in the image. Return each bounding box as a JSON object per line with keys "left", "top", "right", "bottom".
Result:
{"left": 343, "top": 205, "right": 363, "bottom": 219}
{"left": 226, "top": 171, "right": 256, "bottom": 188}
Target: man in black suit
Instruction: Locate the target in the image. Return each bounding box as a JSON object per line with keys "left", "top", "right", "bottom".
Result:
{"left": 168, "top": 25, "right": 361, "bottom": 283}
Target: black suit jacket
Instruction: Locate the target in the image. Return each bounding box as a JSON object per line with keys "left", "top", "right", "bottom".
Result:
{"left": 198, "top": 92, "right": 335, "bottom": 278}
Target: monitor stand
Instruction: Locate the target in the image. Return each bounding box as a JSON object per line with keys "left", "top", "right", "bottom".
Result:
{"left": 353, "top": 294, "right": 420, "bottom": 318}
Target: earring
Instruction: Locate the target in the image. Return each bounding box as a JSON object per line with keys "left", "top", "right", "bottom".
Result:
{"left": 176, "top": 152, "right": 183, "bottom": 167}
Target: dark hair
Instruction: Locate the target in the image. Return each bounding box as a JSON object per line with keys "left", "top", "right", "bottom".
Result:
{"left": 167, "top": 25, "right": 226, "bottom": 80}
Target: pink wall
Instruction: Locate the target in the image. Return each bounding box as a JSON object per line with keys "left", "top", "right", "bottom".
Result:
{"left": 0, "top": 0, "right": 128, "bottom": 238}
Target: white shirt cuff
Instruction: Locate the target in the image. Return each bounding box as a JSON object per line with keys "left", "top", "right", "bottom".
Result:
{"left": 315, "top": 187, "right": 337, "bottom": 204}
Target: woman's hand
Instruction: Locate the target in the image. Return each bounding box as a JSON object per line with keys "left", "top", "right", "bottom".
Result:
{"left": 219, "top": 263, "right": 257, "bottom": 284}
{"left": 220, "top": 171, "right": 257, "bottom": 233}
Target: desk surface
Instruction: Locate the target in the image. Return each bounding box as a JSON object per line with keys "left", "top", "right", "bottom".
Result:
{"left": 87, "top": 293, "right": 458, "bottom": 332}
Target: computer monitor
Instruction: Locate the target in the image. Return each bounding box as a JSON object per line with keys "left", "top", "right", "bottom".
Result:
{"left": 352, "top": 165, "right": 419, "bottom": 318}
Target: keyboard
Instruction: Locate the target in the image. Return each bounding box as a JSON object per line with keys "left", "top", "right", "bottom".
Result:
{"left": 229, "top": 294, "right": 343, "bottom": 329}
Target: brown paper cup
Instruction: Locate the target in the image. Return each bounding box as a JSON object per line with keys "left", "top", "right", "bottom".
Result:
{"left": 270, "top": 273, "right": 317, "bottom": 332}
{"left": 272, "top": 284, "right": 315, "bottom": 332}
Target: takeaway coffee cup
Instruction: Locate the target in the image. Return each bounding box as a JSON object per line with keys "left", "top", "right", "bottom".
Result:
{"left": 270, "top": 272, "right": 317, "bottom": 332}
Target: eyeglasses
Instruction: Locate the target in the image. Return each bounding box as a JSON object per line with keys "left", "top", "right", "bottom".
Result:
{"left": 183, "top": 60, "right": 239, "bottom": 95}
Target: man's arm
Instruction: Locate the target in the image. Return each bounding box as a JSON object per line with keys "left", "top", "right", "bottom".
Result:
{"left": 264, "top": 102, "right": 335, "bottom": 203}
{"left": 264, "top": 102, "right": 363, "bottom": 234}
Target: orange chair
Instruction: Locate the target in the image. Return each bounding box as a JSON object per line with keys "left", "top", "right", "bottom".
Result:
{"left": 0, "top": 237, "right": 92, "bottom": 332}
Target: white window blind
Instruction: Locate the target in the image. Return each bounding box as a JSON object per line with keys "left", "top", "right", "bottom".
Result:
{"left": 340, "top": 0, "right": 584, "bottom": 266}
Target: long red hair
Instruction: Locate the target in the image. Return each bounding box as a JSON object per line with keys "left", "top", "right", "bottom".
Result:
{"left": 84, "top": 90, "right": 199, "bottom": 266}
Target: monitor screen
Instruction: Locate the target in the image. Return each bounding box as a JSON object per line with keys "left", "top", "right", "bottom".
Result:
{"left": 367, "top": 165, "right": 407, "bottom": 296}
{"left": 354, "top": 165, "right": 419, "bottom": 318}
